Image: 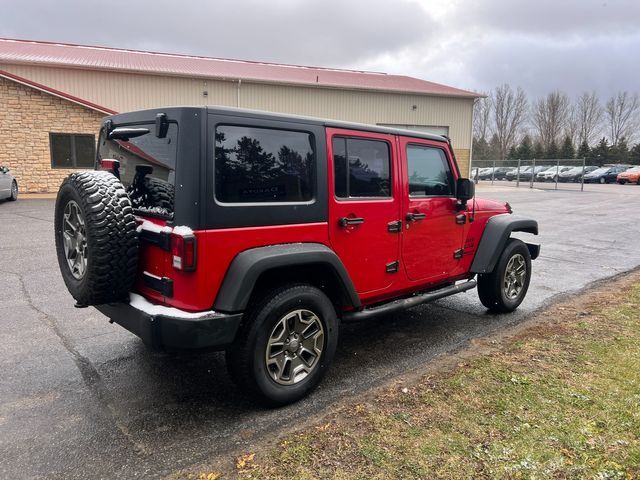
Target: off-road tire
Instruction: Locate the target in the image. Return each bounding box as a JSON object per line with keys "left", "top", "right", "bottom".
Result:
{"left": 477, "top": 238, "right": 531, "bottom": 313}
{"left": 8, "top": 180, "right": 17, "bottom": 201}
{"left": 128, "top": 176, "right": 174, "bottom": 215}
{"left": 55, "top": 171, "right": 138, "bottom": 306}
{"left": 226, "top": 284, "right": 338, "bottom": 406}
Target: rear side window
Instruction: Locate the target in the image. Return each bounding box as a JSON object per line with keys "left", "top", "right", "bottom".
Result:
{"left": 406, "top": 145, "right": 453, "bottom": 197}
{"left": 98, "top": 123, "right": 178, "bottom": 218}
{"left": 333, "top": 137, "right": 391, "bottom": 198}
{"left": 215, "top": 125, "right": 315, "bottom": 203}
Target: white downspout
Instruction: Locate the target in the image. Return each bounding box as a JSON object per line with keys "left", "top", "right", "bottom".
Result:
{"left": 237, "top": 79, "right": 241, "bottom": 107}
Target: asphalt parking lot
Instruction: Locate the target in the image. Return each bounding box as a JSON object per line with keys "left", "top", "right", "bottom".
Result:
{"left": 2, "top": 184, "right": 640, "bottom": 479}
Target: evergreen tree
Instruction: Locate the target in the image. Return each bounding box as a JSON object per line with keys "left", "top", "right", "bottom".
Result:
{"left": 533, "top": 139, "right": 545, "bottom": 160}
{"left": 546, "top": 139, "right": 559, "bottom": 159}
{"left": 610, "top": 137, "right": 629, "bottom": 163}
{"left": 559, "top": 135, "right": 575, "bottom": 159}
{"left": 577, "top": 140, "right": 590, "bottom": 160}
{"left": 517, "top": 134, "right": 534, "bottom": 160}
{"left": 629, "top": 143, "right": 640, "bottom": 165}
{"left": 507, "top": 145, "right": 518, "bottom": 160}
{"left": 472, "top": 137, "right": 490, "bottom": 161}
{"left": 591, "top": 137, "right": 610, "bottom": 165}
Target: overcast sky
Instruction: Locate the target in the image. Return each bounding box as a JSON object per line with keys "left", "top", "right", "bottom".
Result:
{"left": 1, "top": 0, "right": 639, "bottom": 100}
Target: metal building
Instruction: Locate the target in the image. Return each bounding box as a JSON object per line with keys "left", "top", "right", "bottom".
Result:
{"left": 0, "top": 38, "right": 479, "bottom": 193}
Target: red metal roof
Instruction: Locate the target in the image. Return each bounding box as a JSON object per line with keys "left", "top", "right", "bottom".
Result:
{"left": 0, "top": 38, "right": 480, "bottom": 98}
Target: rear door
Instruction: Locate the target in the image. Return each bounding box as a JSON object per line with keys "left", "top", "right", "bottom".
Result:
{"left": 97, "top": 121, "right": 179, "bottom": 303}
{"left": 400, "top": 137, "right": 464, "bottom": 282}
{"left": 327, "top": 128, "right": 401, "bottom": 296}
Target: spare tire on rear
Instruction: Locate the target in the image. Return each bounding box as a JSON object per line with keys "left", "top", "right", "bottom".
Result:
{"left": 54, "top": 171, "right": 138, "bottom": 306}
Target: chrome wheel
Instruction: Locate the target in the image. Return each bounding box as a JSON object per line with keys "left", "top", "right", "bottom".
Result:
{"left": 503, "top": 253, "right": 526, "bottom": 300}
{"left": 62, "top": 200, "right": 88, "bottom": 280}
{"left": 265, "top": 309, "right": 325, "bottom": 385}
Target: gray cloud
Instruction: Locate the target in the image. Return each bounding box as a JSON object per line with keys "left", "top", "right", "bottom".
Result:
{"left": 0, "top": 0, "right": 433, "bottom": 66}
{"left": 1, "top": 0, "right": 638, "bottom": 102}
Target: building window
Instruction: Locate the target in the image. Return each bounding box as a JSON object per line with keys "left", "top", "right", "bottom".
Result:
{"left": 333, "top": 137, "right": 391, "bottom": 198}
{"left": 49, "top": 133, "right": 96, "bottom": 169}
{"left": 215, "top": 125, "right": 315, "bottom": 203}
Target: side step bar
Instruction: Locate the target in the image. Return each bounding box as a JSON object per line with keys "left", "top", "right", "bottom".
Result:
{"left": 342, "top": 279, "right": 477, "bottom": 322}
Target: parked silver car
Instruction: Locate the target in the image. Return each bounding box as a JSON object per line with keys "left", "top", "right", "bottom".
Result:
{"left": 0, "top": 166, "right": 18, "bottom": 201}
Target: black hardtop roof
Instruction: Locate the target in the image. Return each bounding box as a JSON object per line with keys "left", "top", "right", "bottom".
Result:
{"left": 105, "top": 105, "right": 450, "bottom": 144}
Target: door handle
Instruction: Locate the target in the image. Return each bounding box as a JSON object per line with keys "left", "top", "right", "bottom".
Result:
{"left": 338, "top": 216, "right": 365, "bottom": 227}
{"left": 406, "top": 212, "right": 426, "bottom": 222}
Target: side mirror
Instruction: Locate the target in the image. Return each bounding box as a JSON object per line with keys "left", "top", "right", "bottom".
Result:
{"left": 456, "top": 178, "right": 475, "bottom": 204}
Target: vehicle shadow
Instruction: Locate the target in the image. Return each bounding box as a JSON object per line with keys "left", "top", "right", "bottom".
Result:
{"left": 106, "top": 300, "right": 510, "bottom": 454}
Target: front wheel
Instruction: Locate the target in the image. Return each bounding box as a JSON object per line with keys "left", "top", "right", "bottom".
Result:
{"left": 226, "top": 284, "right": 338, "bottom": 406}
{"left": 8, "top": 181, "right": 18, "bottom": 201}
{"left": 600, "top": 177, "right": 606, "bottom": 184}
{"left": 477, "top": 238, "right": 532, "bottom": 313}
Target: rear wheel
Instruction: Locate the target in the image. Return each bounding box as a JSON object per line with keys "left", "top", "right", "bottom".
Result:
{"left": 477, "top": 238, "right": 531, "bottom": 313}
{"left": 600, "top": 177, "right": 606, "bottom": 184}
{"left": 226, "top": 284, "right": 338, "bottom": 406}
{"left": 8, "top": 180, "right": 17, "bottom": 201}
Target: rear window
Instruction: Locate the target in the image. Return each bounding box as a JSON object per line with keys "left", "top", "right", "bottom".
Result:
{"left": 214, "top": 125, "right": 315, "bottom": 203}
{"left": 98, "top": 123, "right": 178, "bottom": 218}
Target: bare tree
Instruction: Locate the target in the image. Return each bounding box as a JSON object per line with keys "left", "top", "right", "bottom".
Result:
{"left": 531, "top": 91, "right": 571, "bottom": 150}
{"left": 491, "top": 84, "right": 528, "bottom": 160}
{"left": 574, "top": 91, "right": 603, "bottom": 146}
{"left": 473, "top": 94, "right": 492, "bottom": 142}
{"left": 605, "top": 91, "right": 640, "bottom": 145}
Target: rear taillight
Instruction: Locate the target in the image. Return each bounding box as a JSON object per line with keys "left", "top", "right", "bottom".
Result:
{"left": 170, "top": 232, "right": 197, "bottom": 271}
{"left": 99, "top": 159, "right": 120, "bottom": 179}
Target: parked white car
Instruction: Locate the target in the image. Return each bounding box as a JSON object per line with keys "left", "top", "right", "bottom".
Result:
{"left": 0, "top": 166, "right": 18, "bottom": 201}
{"left": 536, "top": 166, "right": 573, "bottom": 182}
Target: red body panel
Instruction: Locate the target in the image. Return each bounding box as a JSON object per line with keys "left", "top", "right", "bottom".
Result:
{"left": 135, "top": 128, "right": 509, "bottom": 313}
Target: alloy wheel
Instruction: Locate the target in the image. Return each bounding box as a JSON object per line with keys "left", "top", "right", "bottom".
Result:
{"left": 265, "top": 309, "right": 325, "bottom": 385}
{"left": 503, "top": 254, "right": 526, "bottom": 300}
{"left": 62, "top": 200, "right": 88, "bottom": 280}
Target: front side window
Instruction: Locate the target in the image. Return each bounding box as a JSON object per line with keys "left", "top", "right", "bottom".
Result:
{"left": 406, "top": 145, "right": 454, "bottom": 196}
{"left": 333, "top": 137, "right": 391, "bottom": 198}
{"left": 215, "top": 125, "right": 315, "bottom": 203}
{"left": 50, "top": 133, "right": 95, "bottom": 169}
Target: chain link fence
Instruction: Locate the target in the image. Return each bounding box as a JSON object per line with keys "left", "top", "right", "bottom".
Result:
{"left": 471, "top": 158, "right": 593, "bottom": 191}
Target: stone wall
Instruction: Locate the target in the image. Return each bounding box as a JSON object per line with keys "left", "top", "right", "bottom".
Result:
{"left": 0, "top": 77, "right": 103, "bottom": 193}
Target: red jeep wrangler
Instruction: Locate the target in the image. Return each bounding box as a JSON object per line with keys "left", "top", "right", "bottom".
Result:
{"left": 54, "top": 107, "right": 539, "bottom": 406}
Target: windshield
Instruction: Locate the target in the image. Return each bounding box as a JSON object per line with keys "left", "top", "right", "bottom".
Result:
{"left": 98, "top": 123, "right": 178, "bottom": 218}
{"left": 627, "top": 167, "right": 640, "bottom": 172}
{"left": 589, "top": 168, "right": 608, "bottom": 175}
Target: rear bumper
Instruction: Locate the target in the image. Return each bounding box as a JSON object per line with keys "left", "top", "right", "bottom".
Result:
{"left": 96, "top": 295, "right": 242, "bottom": 351}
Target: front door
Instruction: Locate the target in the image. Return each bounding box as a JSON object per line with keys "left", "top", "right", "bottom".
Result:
{"left": 400, "top": 138, "right": 464, "bottom": 282}
{"left": 327, "top": 128, "right": 401, "bottom": 296}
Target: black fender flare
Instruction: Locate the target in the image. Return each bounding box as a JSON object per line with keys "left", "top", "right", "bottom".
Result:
{"left": 470, "top": 214, "right": 539, "bottom": 274}
{"left": 213, "top": 243, "right": 360, "bottom": 312}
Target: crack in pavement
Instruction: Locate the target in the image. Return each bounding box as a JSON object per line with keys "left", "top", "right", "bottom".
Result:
{"left": 4, "top": 270, "right": 151, "bottom": 456}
